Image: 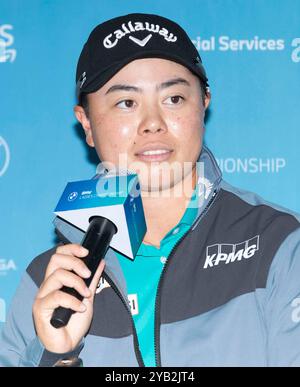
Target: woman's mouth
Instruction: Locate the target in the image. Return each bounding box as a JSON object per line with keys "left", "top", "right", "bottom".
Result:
{"left": 135, "top": 149, "right": 174, "bottom": 162}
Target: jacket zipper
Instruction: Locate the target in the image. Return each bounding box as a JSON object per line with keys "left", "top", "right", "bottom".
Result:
{"left": 102, "top": 271, "right": 145, "bottom": 367}
{"left": 154, "top": 188, "right": 219, "bottom": 367}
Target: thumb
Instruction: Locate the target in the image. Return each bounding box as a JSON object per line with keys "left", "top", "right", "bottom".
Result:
{"left": 88, "top": 259, "right": 106, "bottom": 297}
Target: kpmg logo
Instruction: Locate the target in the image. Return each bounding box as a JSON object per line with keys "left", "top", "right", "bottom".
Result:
{"left": 0, "top": 259, "right": 17, "bottom": 276}
{"left": 0, "top": 24, "right": 16, "bottom": 63}
{"left": 0, "top": 136, "right": 10, "bottom": 177}
{"left": 0, "top": 298, "right": 6, "bottom": 323}
{"left": 204, "top": 235, "right": 260, "bottom": 269}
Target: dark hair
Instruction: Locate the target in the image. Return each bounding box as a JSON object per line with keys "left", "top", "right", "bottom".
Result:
{"left": 80, "top": 93, "right": 89, "bottom": 117}
{"left": 199, "top": 79, "right": 210, "bottom": 105}
{"left": 80, "top": 78, "right": 209, "bottom": 117}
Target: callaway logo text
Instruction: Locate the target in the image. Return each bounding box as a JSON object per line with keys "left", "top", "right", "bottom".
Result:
{"left": 103, "top": 21, "right": 177, "bottom": 49}
{"left": 204, "top": 235, "right": 260, "bottom": 269}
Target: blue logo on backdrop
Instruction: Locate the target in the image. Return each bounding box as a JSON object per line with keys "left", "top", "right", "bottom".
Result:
{"left": 216, "top": 157, "right": 286, "bottom": 174}
{"left": 0, "top": 136, "right": 10, "bottom": 177}
{"left": 192, "top": 35, "right": 300, "bottom": 64}
{"left": 192, "top": 35, "right": 285, "bottom": 52}
{"left": 291, "top": 38, "right": 300, "bottom": 63}
{"left": 0, "top": 298, "right": 6, "bottom": 323}
{"left": 0, "top": 258, "right": 17, "bottom": 276}
{"left": 0, "top": 24, "right": 16, "bottom": 63}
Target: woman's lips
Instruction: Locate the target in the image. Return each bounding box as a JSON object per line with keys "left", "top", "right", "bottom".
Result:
{"left": 135, "top": 149, "right": 174, "bottom": 162}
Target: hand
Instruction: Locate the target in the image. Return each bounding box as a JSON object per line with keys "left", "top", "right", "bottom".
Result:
{"left": 33, "top": 244, "right": 105, "bottom": 353}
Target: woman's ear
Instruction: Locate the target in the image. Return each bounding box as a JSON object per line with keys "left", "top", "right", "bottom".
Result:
{"left": 74, "top": 105, "right": 95, "bottom": 147}
{"left": 204, "top": 90, "right": 211, "bottom": 110}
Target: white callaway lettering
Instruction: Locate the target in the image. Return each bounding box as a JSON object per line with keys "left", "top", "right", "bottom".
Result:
{"left": 103, "top": 21, "right": 177, "bottom": 49}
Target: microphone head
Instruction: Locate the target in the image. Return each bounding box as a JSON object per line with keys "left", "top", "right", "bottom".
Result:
{"left": 54, "top": 173, "right": 146, "bottom": 259}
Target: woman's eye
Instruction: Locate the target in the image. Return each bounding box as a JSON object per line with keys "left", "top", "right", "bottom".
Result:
{"left": 165, "top": 95, "right": 184, "bottom": 105}
{"left": 116, "top": 100, "right": 135, "bottom": 109}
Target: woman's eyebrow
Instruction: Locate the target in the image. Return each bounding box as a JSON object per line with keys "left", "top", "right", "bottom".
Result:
{"left": 105, "top": 84, "right": 142, "bottom": 95}
{"left": 158, "top": 77, "right": 191, "bottom": 91}
{"left": 105, "top": 77, "right": 190, "bottom": 95}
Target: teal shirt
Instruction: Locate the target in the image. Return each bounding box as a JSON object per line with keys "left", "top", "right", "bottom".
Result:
{"left": 115, "top": 187, "right": 199, "bottom": 366}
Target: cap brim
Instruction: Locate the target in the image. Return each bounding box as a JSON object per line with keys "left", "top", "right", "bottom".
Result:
{"left": 77, "top": 50, "right": 208, "bottom": 101}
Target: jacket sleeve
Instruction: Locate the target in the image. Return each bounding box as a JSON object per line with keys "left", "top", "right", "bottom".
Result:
{"left": 265, "top": 226, "right": 300, "bottom": 366}
{"left": 0, "top": 270, "right": 82, "bottom": 367}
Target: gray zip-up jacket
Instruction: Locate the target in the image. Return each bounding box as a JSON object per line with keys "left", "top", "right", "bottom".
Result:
{"left": 1, "top": 146, "right": 300, "bottom": 367}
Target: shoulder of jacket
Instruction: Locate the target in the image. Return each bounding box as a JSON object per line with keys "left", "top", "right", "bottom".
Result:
{"left": 220, "top": 180, "right": 300, "bottom": 224}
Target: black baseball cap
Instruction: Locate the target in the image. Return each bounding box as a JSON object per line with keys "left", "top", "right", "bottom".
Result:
{"left": 76, "top": 13, "right": 208, "bottom": 103}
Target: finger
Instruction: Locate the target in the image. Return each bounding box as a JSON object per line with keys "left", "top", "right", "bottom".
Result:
{"left": 38, "top": 269, "right": 91, "bottom": 299}
{"left": 89, "top": 260, "right": 106, "bottom": 296}
{"left": 45, "top": 253, "right": 91, "bottom": 280}
{"left": 35, "top": 290, "right": 87, "bottom": 314}
{"left": 55, "top": 244, "right": 88, "bottom": 258}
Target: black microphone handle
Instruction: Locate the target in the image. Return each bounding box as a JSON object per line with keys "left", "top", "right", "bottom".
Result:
{"left": 50, "top": 216, "right": 117, "bottom": 329}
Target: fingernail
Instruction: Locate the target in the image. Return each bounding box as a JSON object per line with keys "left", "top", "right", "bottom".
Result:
{"left": 80, "top": 247, "right": 89, "bottom": 255}
{"left": 83, "top": 268, "right": 91, "bottom": 278}
{"left": 79, "top": 303, "right": 86, "bottom": 312}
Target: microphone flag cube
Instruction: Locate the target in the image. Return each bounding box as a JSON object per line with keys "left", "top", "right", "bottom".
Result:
{"left": 54, "top": 173, "right": 146, "bottom": 259}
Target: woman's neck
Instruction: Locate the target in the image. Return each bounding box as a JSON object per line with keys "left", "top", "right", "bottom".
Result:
{"left": 141, "top": 167, "right": 197, "bottom": 248}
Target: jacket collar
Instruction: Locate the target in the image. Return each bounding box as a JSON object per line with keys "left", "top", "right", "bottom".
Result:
{"left": 193, "top": 145, "right": 222, "bottom": 220}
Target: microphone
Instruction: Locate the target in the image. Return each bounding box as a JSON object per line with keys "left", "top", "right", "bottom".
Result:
{"left": 53, "top": 171, "right": 146, "bottom": 259}
{"left": 50, "top": 171, "right": 146, "bottom": 328}
{"left": 50, "top": 216, "right": 117, "bottom": 328}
